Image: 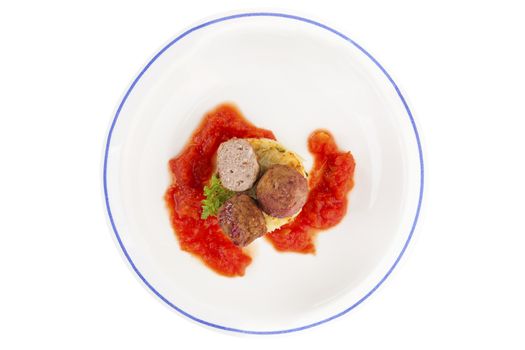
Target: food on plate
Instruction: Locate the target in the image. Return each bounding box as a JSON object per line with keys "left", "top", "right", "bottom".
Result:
{"left": 218, "top": 194, "right": 267, "bottom": 247}
{"left": 217, "top": 138, "right": 259, "bottom": 192}
{"left": 256, "top": 164, "right": 308, "bottom": 218}
{"left": 266, "top": 130, "right": 356, "bottom": 253}
{"left": 165, "top": 103, "right": 355, "bottom": 277}
{"left": 202, "top": 137, "right": 308, "bottom": 234}
{"left": 213, "top": 142, "right": 307, "bottom": 237}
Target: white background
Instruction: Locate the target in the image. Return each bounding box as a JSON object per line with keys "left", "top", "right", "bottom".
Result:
{"left": 1, "top": 0, "right": 524, "bottom": 349}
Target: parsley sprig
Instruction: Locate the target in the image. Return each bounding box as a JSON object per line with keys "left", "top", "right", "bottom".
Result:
{"left": 201, "top": 174, "right": 234, "bottom": 219}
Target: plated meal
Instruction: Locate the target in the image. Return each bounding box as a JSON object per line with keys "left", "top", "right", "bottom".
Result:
{"left": 165, "top": 103, "right": 356, "bottom": 276}
{"left": 103, "top": 12, "right": 423, "bottom": 334}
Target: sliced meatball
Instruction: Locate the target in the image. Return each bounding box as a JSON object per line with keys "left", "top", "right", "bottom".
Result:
{"left": 218, "top": 194, "right": 267, "bottom": 247}
{"left": 217, "top": 138, "right": 259, "bottom": 192}
{"left": 256, "top": 164, "right": 308, "bottom": 218}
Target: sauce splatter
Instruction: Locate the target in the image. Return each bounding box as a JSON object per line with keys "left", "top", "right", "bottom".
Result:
{"left": 266, "top": 130, "right": 355, "bottom": 253}
{"left": 165, "top": 104, "right": 355, "bottom": 276}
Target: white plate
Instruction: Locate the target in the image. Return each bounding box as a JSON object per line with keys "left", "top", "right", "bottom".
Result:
{"left": 103, "top": 12, "right": 424, "bottom": 334}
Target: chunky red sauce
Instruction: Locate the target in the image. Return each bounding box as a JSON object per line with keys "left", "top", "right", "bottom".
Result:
{"left": 266, "top": 130, "right": 355, "bottom": 253}
{"left": 165, "top": 104, "right": 355, "bottom": 276}
{"left": 165, "top": 104, "right": 274, "bottom": 276}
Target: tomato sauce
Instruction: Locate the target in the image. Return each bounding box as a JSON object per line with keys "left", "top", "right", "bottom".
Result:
{"left": 266, "top": 130, "right": 355, "bottom": 253}
{"left": 165, "top": 104, "right": 274, "bottom": 277}
{"left": 165, "top": 104, "right": 355, "bottom": 276}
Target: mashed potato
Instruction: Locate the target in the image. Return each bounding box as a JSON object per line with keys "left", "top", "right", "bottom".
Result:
{"left": 246, "top": 138, "right": 307, "bottom": 232}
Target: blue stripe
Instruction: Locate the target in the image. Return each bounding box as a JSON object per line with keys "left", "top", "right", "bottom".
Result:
{"left": 103, "top": 12, "right": 424, "bottom": 335}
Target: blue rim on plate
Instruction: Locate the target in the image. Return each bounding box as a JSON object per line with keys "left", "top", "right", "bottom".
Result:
{"left": 103, "top": 12, "right": 424, "bottom": 335}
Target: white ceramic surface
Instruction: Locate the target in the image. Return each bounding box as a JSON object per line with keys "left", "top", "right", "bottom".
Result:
{"left": 103, "top": 12, "right": 423, "bottom": 334}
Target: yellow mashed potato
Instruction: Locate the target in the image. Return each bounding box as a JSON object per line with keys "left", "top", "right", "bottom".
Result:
{"left": 246, "top": 138, "right": 307, "bottom": 233}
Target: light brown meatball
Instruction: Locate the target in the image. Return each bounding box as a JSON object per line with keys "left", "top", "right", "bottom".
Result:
{"left": 256, "top": 164, "right": 308, "bottom": 218}
{"left": 217, "top": 138, "right": 259, "bottom": 192}
{"left": 218, "top": 194, "right": 267, "bottom": 247}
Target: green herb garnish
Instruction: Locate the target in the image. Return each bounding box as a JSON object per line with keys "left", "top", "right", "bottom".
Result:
{"left": 201, "top": 174, "right": 234, "bottom": 219}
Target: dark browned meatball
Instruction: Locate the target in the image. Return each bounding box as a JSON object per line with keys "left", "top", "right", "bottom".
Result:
{"left": 218, "top": 194, "right": 267, "bottom": 247}
{"left": 256, "top": 164, "right": 308, "bottom": 218}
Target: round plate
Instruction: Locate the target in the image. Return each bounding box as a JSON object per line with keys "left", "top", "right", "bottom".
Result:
{"left": 103, "top": 12, "right": 424, "bottom": 334}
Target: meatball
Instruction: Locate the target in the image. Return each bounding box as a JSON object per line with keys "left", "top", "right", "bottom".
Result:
{"left": 217, "top": 138, "right": 259, "bottom": 192}
{"left": 256, "top": 164, "right": 308, "bottom": 218}
{"left": 218, "top": 194, "right": 267, "bottom": 247}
